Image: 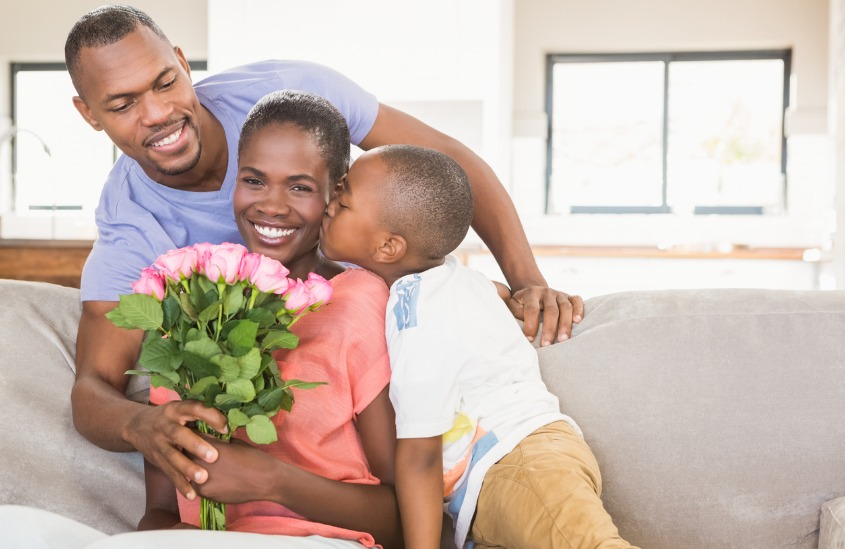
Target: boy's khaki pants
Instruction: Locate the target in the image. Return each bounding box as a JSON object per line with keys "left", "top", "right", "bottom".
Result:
{"left": 471, "top": 421, "right": 638, "bottom": 549}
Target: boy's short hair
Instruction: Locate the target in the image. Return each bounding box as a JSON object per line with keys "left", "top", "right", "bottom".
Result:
{"left": 239, "top": 90, "right": 351, "bottom": 185}
{"left": 65, "top": 4, "right": 168, "bottom": 95}
{"left": 377, "top": 145, "right": 473, "bottom": 260}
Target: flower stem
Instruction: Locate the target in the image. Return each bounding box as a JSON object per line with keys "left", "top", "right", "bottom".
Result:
{"left": 196, "top": 420, "right": 231, "bottom": 530}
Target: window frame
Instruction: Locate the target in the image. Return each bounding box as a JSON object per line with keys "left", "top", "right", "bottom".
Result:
{"left": 544, "top": 49, "right": 792, "bottom": 215}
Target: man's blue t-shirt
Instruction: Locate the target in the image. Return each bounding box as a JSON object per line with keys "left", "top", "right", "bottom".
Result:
{"left": 81, "top": 60, "right": 379, "bottom": 301}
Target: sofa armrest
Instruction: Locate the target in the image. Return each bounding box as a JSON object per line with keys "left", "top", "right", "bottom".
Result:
{"left": 0, "top": 279, "right": 144, "bottom": 534}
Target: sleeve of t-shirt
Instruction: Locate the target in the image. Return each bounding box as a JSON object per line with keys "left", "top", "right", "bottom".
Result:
{"left": 80, "top": 217, "right": 161, "bottom": 302}
{"left": 389, "top": 326, "right": 465, "bottom": 440}
{"left": 340, "top": 270, "right": 392, "bottom": 417}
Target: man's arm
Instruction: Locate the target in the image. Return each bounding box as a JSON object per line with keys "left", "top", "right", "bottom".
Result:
{"left": 395, "top": 436, "right": 444, "bottom": 549}
{"left": 359, "top": 104, "right": 584, "bottom": 345}
{"left": 73, "top": 300, "right": 229, "bottom": 499}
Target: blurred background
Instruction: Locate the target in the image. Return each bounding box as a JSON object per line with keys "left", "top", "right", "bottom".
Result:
{"left": 1, "top": 0, "right": 843, "bottom": 297}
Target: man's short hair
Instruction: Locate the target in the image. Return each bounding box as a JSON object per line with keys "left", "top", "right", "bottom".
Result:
{"left": 377, "top": 145, "right": 473, "bottom": 260}
{"left": 65, "top": 4, "right": 168, "bottom": 95}
{"left": 239, "top": 90, "right": 351, "bottom": 186}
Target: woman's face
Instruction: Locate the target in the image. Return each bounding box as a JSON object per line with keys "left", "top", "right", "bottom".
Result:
{"left": 234, "top": 122, "right": 332, "bottom": 279}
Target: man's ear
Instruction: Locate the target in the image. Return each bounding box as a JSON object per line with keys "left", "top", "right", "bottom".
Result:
{"left": 72, "top": 96, "right": 103, "bottom": 131}
{"left": 373, "top": 233, "right": 407, "bottom": 264}
{"left": 174, "top": 46, "right": 191, "bottom": 79}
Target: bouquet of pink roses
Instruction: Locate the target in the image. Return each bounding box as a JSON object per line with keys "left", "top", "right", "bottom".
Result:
{"left": 106, "top": 242, "right": 331, "bottom": 530}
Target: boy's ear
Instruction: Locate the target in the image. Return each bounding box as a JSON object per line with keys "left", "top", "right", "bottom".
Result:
{"left": 72, "top": 96, "right": 103, "bottom": 131}
{"left": 373, "top": 233, "right": 407, "bottom": 264}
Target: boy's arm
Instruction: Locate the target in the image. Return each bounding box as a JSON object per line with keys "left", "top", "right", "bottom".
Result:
{"left": 396, "top": 436, "right": 444, "bottom": 549}
{"left": 360, "top": 103, "right": 584, "bottom": 345}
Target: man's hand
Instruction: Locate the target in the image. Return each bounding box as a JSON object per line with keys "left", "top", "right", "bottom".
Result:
{"left": 507, "top": 286, "right": 584, "bottom": 346}
{"left": 125, "top": 400, "right": 228, "bottom": 501}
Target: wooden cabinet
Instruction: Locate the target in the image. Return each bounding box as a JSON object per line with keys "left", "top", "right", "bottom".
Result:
{"left": 0, "top": 240, "right": 93, "bottom": 288}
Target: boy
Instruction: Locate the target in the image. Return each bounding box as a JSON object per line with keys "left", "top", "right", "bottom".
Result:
{"left": 320, "top": 145, "right": 637, "bottom": 549}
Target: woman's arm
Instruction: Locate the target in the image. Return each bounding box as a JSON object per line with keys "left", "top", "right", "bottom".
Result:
{"left": 396, "top": 436, "right": 444, "bottom": 549}
{"left": 192, "top": 388, "right": 403, "bottom": 549}
{"left": 138, "top": 459, "right": 182, "bottom": 530}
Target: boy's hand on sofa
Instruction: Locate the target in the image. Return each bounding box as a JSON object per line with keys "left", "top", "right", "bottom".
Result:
{"left": 507, "top": 287, "right": 583, "bottom": 346}
{"left": 126, "top": 400, "right": 228, "bottom": 500}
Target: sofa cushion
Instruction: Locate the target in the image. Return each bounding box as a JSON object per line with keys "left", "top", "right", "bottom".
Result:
{"left": 0, "top": 279, "right": 145, "bottom": 534}
{"left": 820, "top": 497, "right": 845, "bottom": 549}
{"left": 537, "top": 288, "right": 845, "bottom": 549}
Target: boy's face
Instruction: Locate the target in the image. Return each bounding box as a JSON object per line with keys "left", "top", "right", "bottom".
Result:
{"left": 321, "top": 153, "right": 389, "bottom": 272}
{"left": 234, "top": 122, "right": 331, "bottom": 279}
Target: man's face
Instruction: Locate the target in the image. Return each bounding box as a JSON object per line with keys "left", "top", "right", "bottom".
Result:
{"left": 71, "top": 26, "right": 204, "bottom": 181}
{"left": 321, "top": 152, "right": 389, "bottom": 272}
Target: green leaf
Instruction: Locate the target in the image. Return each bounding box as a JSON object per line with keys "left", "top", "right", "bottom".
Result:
{"left": 262, "top": 329, "right": 298, "bottom": 351}
{"left": 124, "top": 369, "right": 152, "bottom": 377}
{"left": 227, "top": 408, "right": 250, "bottom": 429}
{"left": 108, "top": 293, "right": 163, "bottom": 330}
{"left": 240, "top": 403, "right": 265, "bottom": 417}
{"left": 257, "top": 386, "right": 284, "bottom": 412}
{"left": 214, "top": 392, "right": 242, "bottom": 409}
{"left": 181, "top": 351, "right": 221, "bottom": 379}
{"left": 184, "top": 338, "right": 222, "bottom": 359}
{"left": 178, "top": 292, "right": 198, "bottom": 322}
{"left": 212, "top": 507, "right": 226, "bottom": 528}
{"left": 245, "top": 307, "right": 276, "bottom": 328}
{"left": 139, "top": 337, "right": 180, "bottom": 373}
{"left": 238, "top": 347, "right": 262, "bottom": 380}
{"left": 104, "top": 307, "right": 129, "bottom": 328}
{"left": 151, "top": 371, "right": 179, "bottom": 389}
{"left": 281, "top": 379, "right": 328, "bottom": 391}
{"left": 197, "top": 274, "right": 216, "bottom": 295}
{"left": 227, "top": 320, "right": 259, "bottom": 349}
{"left": 188, "top": 376, "right": 220, "bottom": 398}
{"left": 245, "top": 414, "right": 277, "bottom": 444}
{"left": 211, "top": 354, "right": 241, "bottom": 383}
{"left": 223, "top": 284, "right": 245, "bottom": 316}
{"left": 253, "top": 375, "right": 266, "bottom": 393}
{"left": 198, "top": 300, "right": 222, "bottom": 323}
{"left": 226, "top": 378, "right": 256, "bottom": 402}
{"left": 161, "top": 294, "right": 182, "bottom": 331}
{"left": 280, "top": 390, "right": 294, "bottom": 413}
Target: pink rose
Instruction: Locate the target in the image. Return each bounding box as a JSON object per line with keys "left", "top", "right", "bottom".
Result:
{"left": 132, "top": 267, "right": 166, "bottom": 301}
{"left": 240, "top": 253, "right": 291, "bottom": 294}
{"left": 201, "top": 243, "right": 248, "bottom": 284}
{"left": 304, "top": 272, "right": 333, "bottom": 308}
{"left": 153, "top": 247, "right": 198, "bottom": 282}
{"left": 282, "top": 279, "right": 314, "bottom": 314}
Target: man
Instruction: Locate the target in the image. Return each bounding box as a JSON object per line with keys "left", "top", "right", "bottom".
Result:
{"left": 67, "top": 4, "right": 583, "bottom": 500}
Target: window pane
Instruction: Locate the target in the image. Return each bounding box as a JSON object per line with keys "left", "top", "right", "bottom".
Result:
{"left": 549, "top": 61, "right": 665, "bottom": 212}
{"left": 667, "top": 59, "right": 784, "bottom": 212}
{"left": 14, "top": 69, "right": 115, "bottom": 215}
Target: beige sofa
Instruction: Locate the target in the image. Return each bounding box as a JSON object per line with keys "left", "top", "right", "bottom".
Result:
{"left": 2, "top": 278, "right": 844, "bottom": 548}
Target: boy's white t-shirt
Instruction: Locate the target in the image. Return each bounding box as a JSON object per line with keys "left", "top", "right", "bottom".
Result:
{"left": 386, "top": 255, "right": 581, "bottom": 548}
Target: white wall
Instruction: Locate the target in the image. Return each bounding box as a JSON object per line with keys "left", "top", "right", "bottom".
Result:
{"left": 830, "top": 0, "right": 845, "bottom": 288}
{"left": 207, "top": 0, "right": 512, "bottom": 182}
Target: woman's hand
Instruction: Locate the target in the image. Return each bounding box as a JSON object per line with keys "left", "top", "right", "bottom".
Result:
{"left": 190, "top": 438, "right": 283, "bottom": 504}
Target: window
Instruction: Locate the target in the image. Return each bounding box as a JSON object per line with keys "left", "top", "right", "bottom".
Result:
{"left": 545, "top": 51, "right": 790, "bottom": 215}
{"left": 6, "top": 61, "right": 207, "bottom": 234}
